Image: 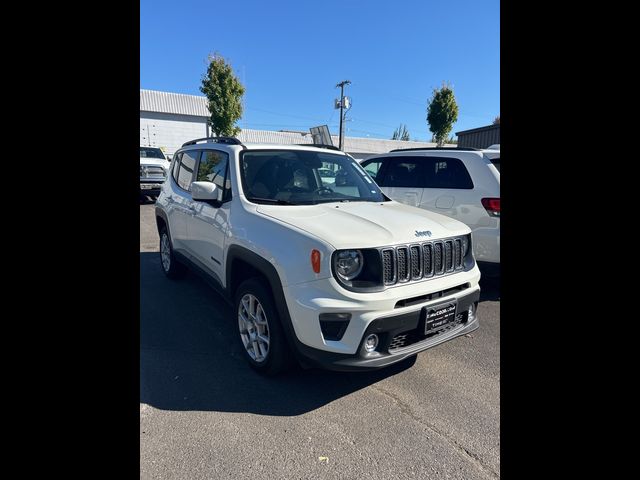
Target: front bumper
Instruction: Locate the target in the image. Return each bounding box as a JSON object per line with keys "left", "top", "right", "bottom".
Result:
{"left": 139, "top": 181, "right": 164, "bottom": 195}
{"left": 282, "top": 267, "right": 481, "bottom": 371}
{"left": 293, "top": 288, "right": 479, "bottom": 371}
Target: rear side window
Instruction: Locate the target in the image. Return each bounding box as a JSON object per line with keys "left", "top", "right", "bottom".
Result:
{"left": 197, "top": 150, "right": 232, "bottom": 200}
{"left": 426, "top": 158, "right": 473, "bottom": 189}
{"left": 372, "top": 156, "right": 474, "bottom": 189}
{"left": 490, "top": 157, "right": 500, "bottom": 172}
{"left": 177, "top": 150, "right": 199, "bottom": 191}
{"left": 380, "top": 158, "right": 426, "bottom": 188}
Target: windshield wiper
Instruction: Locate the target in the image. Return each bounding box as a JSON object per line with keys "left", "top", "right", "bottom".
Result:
{"left": 248, "top": 197, "right": 297, "bottom": 205}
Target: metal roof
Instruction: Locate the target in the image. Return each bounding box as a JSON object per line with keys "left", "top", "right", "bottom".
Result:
{"left": 455, "top": 124, "right": 500, "bottom": 135}
{"left": 140, "top": 89, "right": 209, "bottom": 117}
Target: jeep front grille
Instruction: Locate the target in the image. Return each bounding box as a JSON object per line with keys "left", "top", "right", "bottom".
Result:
{"left": 381, "top": 237, "right": 466, "bottom": 286}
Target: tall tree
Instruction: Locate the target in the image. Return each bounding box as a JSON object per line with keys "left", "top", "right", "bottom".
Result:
{"left": 200, "top": 53, "right": 246, "bottom": 137}
{"left": 493, "top": 116, "right": 500, "bottom": 124}
{"left": 391, "top": 124, "right": 410, "bottom": 141}
{"left": 426, "top": 83, "right": 459, "bottom": 146}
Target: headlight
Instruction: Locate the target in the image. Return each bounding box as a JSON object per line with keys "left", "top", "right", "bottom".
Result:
{"left": 462, "top": 234, "right": 471, "bottom": 257}
{"left": 334, "top": 250, "right": 363, "bottom": 281}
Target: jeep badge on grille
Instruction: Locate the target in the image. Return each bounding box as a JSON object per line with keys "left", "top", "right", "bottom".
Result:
{"left": 415, "top": 230, "right": 432, "bottom": 238}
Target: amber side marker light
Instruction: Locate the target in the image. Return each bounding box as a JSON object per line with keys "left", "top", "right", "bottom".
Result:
{"left": 311, "top": 249, "right": 321, "bottom": 273}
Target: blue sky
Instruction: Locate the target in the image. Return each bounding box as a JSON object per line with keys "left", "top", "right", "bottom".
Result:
{"left": 141, "top": 0, "right": 499, "bottom": 141}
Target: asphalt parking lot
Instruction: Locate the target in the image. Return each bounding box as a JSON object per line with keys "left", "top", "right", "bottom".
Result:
{"left": 139, "top": 200, "right": 500, "bottom": 479}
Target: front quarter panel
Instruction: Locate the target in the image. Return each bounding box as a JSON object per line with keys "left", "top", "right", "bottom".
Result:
{"left": 225, "top": 198, "right": 335, "bottom": 288}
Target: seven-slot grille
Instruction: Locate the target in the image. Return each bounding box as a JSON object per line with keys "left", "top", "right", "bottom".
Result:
{"left": 381, "top": 237, "right": 466, "bottom": 286}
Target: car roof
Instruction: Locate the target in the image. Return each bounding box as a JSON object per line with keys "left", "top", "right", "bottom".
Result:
{"left": 242, "top": 143, "right": 345, "bottom": 152}
{"left": 179, "top": 141, "right": 349, "bottom": 155}
{"left": 363, "top": 149, "right": 485, "bottom": 160}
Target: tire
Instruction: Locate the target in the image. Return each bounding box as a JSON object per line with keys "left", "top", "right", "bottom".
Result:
{"left": 159, "top": 226, "right": 186, "bottom": 279}
{"left": 235, "top": 277, "right": 293, "bottom": 375}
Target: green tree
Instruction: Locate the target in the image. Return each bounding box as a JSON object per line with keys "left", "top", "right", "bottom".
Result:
{"left": 200, "top": 53, "right": 246, "bottom": 137}
{"left": 391, "top": 124, "right": 410, "bottom": 141}
{"left": 426, "top": 83, "right": 459, "bottom": 146}
{"left": 493, "top": 115, "right": 500, "bottom": 125}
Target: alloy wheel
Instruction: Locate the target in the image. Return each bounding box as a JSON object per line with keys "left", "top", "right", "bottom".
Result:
{"left": 238, "top": 293, "right": 270, "bottom": 363}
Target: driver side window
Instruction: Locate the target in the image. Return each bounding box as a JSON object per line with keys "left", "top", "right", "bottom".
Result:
{"left": 197, "top": 149, "right": 231, "bottom": 201}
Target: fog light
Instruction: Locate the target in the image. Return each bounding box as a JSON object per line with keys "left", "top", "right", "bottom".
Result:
{"left": 364, "top": 334, "right": 379, "bottom": 352}
{"left": 468, "top": 303, "right": 477, "bottom": 322}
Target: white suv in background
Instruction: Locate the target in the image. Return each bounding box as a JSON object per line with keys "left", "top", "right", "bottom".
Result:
{"left": 155, "top": 137, "right": 481, "bottom": 375}
{"left": 361, "top": 147, "right": 500, "bottom": 275}
{"left": 140, "top": 146, "right": 171, "bottom": 198}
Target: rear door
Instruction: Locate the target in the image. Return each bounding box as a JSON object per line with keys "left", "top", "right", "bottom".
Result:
{"left": 167, "top": 150, "right": 199, "bottom": 250}
{"left": 415, "top": 154, "right": 478, "bottom": 229}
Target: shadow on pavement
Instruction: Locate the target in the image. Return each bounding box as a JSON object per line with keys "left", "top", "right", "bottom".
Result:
{"left": 140, "top": 252, "right": 416, "bottom": 416}
{"left": 139, "top": 195, "right": 156, "bottom": 205}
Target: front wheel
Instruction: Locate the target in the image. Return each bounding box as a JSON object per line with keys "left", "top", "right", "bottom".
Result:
{"left": 235, "top": 278, "right": 293, "bottom": 375}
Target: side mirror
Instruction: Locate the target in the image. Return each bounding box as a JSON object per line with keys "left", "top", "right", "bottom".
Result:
{"left": 191, "top": 181, "right": 222, "bottom": 202}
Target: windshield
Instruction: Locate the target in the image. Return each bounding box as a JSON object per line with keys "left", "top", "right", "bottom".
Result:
{"left": 240, "top": 150, "right": 387, "bottom": 205}
{"left": 140, "top": 147, "right": 166, "bottom": 160}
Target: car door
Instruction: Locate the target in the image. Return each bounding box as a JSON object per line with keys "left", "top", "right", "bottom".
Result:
{"left": 186, "top": 148, "right": 231, "bottom": 284}
{"left": 416, "top": 154, "right": 477, "bottom": 228}
{"left": 166, "top": 150, "right": 199, "bottom": 251}
{"left": 371, "top": 156, "right": 426, "bottom": 207}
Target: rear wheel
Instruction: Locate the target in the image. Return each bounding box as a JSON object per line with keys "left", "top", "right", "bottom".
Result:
{"left": 235, "top": 278, "right": 292, "bottom": 375}
{"left": 159, "top": 226, "right": 186, "bottom": 279}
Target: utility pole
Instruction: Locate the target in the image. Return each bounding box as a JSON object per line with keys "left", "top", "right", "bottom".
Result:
{"left": 336, "top": 80, "right": 351, "bottom": 150}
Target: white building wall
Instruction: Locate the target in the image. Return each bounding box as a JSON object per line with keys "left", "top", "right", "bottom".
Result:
{"left": 140, "top": 111, "right": 208, "bottom": 155}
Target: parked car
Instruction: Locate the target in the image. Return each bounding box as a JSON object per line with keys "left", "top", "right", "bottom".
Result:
{"left": 140, "top": 146, "right": 171, "bottom": 198}
{"left": 360, "top": 147, "right": 500, "bottom": 275}
{"left": 155, "top": 137, "right": 481, "bottom": 375}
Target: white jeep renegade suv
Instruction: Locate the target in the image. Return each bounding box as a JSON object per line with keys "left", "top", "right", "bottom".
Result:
{"left": 155, "top": 137, "right": 481, "bottom": 374}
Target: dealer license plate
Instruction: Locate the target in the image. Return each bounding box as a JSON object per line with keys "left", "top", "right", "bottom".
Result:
{"left": 424, "top": 302, "right": 457, "bottom": 334}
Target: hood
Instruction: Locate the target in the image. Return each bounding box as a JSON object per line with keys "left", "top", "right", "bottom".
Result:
{"left": 256, "top": 201, "right": 470, "bottom": 250}
{"left": 140, "top": 157, "right": 170, "bottom": 168}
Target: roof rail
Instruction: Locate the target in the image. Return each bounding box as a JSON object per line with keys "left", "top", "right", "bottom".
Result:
{"left": 389, "top": 146, "right": 481, "bottom": 152}
{"left": 296, "top": 143, "right": 341, "bottom": 151}
{"left": 182, "top": 137, "right": 243, "bottom": 147}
